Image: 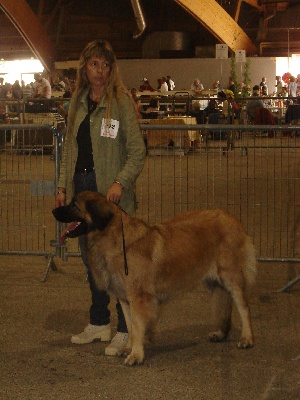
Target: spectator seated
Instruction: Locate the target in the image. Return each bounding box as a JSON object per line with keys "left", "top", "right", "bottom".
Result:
{"left": 285, "top": 104, "right": 300, "bottom": 124}
{"left": 254, "top": 107, "right": 275, "bottom": 137}
{"left": 208, "top": 111, "right": 227, "bottom": 140}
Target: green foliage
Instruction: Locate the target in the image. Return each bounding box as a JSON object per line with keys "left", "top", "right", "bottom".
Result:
{"left": 230, "top": 55, "right": 252, "bottom": 99}
{"left": 242, "top": 58, "right": 251, "bottom": 97}
{"left": 230, "top": 55, "right": 238, "bottom": 87}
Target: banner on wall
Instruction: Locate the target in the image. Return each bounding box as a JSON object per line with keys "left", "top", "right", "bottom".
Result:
{"left": 216, "top": 44, "right": 228, "bottom": 59}
{"left": 235, "top": 50, "right": 246, "bottom": 63}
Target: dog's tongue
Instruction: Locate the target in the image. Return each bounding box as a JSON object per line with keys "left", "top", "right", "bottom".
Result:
{"left": 59, "top": 222, "right": 80, "bottom": 245}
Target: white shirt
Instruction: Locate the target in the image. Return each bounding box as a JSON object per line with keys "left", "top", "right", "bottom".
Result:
{"left": 289, "top": 81, "right": 297, "bottom": 98}
{"left": 37, "top": 78, "right": 52, "bottom": 99}
{"left": 160, "top": 82, "right": 169, "bottom": 92}
{"left": 276, "top": 81, "right": 283, "bottom": 94}
{"left": 191, "top": 82, "right": 204, "bottom": 91}
{"left": 168, "top": 79, "right": 175, "bottom": 90}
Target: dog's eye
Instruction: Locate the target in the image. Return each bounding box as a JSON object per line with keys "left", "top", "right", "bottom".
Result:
{"left": 72, "top": 202, "right": 81, "bottom": 212}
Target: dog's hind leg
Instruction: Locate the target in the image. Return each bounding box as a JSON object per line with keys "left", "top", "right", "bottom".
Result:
{"left": 209, "top": 285, "right": 233, "bottom": 343}
{"left": 229, "top": 286, "right": 254, "bottom": 348}
{"left": 219, "top": 274, "right": 254, "bottom": 348}
{"left": 125, "top": 293, "right": 160, "bottom": 366}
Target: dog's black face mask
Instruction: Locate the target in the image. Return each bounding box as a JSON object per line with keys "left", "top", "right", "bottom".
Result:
{"left": 52, "top": 200, "right": 89, "bottom": 240}
{"left": 52, "top": 192, "right": 114, "bottom": 242}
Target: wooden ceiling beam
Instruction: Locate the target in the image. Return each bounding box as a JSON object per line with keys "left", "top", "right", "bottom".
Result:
{"left": 235, "top": 0, "right": 243, "bottom": 22}
{"left": 44, "top": 0, "right": 63, "bottom": 31}
{"left": 174, "top": 0, "right": 257, "bottom": 55}
{"left": 37, "top": 0, "right": 45, "bottom": 20}
{"left": 0, "top": 0, "right": 58, "bottom": 72}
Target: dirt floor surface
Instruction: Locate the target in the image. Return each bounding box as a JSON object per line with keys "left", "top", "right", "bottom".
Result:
{"left": 0, "top": 255, "right": 299, "bottom": 400}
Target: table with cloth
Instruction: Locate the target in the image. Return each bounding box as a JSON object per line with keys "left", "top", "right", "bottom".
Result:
{"left": 143, "top": 116, "right": 198, "bottom": 155}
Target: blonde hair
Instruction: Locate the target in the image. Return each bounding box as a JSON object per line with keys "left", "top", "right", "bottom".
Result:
{"left": 70, "top": 39, "right": 130, "bottom": 120}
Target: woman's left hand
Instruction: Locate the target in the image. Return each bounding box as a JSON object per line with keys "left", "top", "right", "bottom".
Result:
{"left": 106, "top": 182, "right": 123, "bottom": 204}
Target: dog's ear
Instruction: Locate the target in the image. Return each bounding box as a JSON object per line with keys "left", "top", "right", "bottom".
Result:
{"left": 86, "top": 198, "right": 114, "bottom": 231}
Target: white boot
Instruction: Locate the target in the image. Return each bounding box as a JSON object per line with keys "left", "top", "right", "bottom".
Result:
{"left": 71, "top": 323, "right": 111, "bottom": 344}
{"left": 105, "top": 332, "right": 128, "bottom": 356}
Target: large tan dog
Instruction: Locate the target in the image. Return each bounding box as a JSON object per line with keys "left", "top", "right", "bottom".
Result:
{"left": 53, "top": 191, "right": 256, "bottom": 366}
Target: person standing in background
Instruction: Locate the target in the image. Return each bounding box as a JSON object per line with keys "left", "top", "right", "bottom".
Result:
{"left": 12, "top": 80, "right": 22, "bottom": 100}
{"left": 276, "top": 76, "right": 283, "bottom": 95}
{"left": 260, "top": 77, "right": 268, "bottom": 96}
{"left": 159, "top": 77, "right": 169, "bottom": 93}
{"left": 228, "top": 77, "right": 235, "bottom": 94}
{"left": 246, "top": 85, "right": 265, "bottom": 122}
{"left": 289, "top": 76, "right": 297, "bottom": 98}
{"left": 166, "top": 75, "right": 175, "bottom": 91}
{"left": 33, "top": 73, "right": 52, "bottom": 99}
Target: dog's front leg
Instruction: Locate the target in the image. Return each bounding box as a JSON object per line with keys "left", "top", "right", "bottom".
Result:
{"left": 124, "top": 293, "right": 159, "bottom": 366}
{"left": 124, "top": 297, "right": 146, "bottom": 366}
{"left": 118, "top": 299, "right": 132, "bottom": 354}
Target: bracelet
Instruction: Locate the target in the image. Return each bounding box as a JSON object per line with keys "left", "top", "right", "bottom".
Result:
{"left": 56, "top": 191, "right": 66, "bottom": 195}
{"left": 114, "top": 180, "right": 124, "bottom": 189}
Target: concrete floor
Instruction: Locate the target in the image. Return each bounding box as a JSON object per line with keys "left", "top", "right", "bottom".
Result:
{"left": 0, "top": 255, "right": 299, "bottom": 400}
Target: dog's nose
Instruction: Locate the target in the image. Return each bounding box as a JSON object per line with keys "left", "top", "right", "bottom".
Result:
{"left": 52, "top": 207, "right": 61, "bottom": 218}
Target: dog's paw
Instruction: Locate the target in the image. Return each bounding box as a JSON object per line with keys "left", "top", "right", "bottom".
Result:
{"left": 208, "top": 330, "right": 227, "bottom": 342}
{"left": 124, "top": 352, "right": 144, "bottom": 366}
{"left": 237, "top": 337, "right": 254, "bottom": 349}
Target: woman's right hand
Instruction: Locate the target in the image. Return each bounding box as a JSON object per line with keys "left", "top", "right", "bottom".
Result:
{"left": 55, "top": 189, "right": 66, "bottom": 208}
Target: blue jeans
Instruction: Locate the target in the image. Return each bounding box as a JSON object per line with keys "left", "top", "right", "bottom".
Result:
{"left": 73, "top": 171, "right": 127, "bottom": 332}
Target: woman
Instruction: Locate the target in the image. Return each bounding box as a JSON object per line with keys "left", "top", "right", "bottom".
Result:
{"left": 55, "top": 40, "right": 146, "bottom": 356}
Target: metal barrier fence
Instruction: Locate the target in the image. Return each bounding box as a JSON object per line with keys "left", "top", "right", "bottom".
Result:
{"left": 1, "top": 98, "right": 66, "bottom": 118}
{"left": 1, "top": 123, "right": 300, "bottom": 286}
{"left": 1, "top": 99, "right": 66, "bottom": 138}
{"left": 0, "top": 124, "right": 60, "bottom": 278}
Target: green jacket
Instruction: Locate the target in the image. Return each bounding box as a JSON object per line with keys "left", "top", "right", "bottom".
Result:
{"left": 58, "top": 88, "right": 146, "bottom": 215}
